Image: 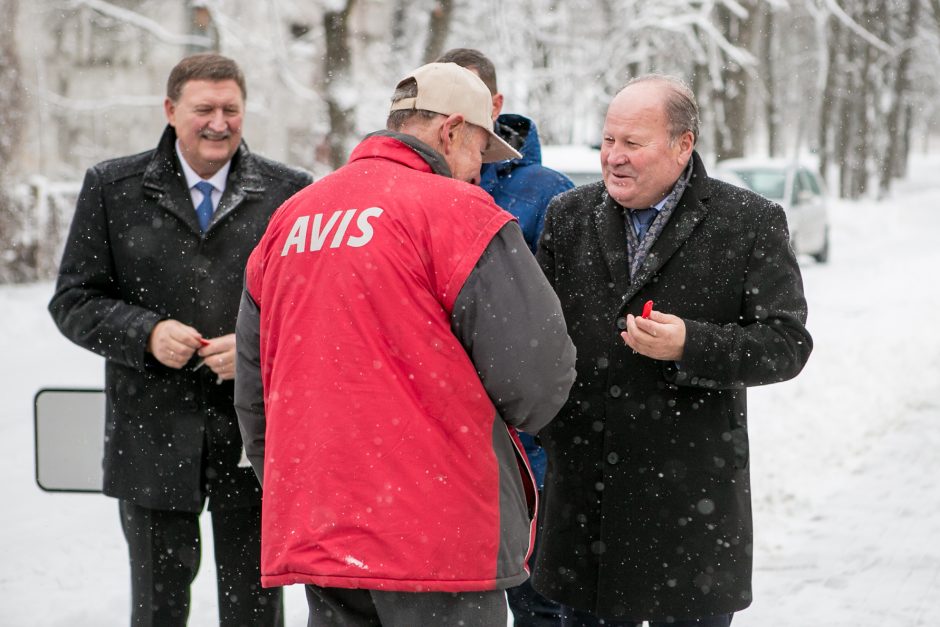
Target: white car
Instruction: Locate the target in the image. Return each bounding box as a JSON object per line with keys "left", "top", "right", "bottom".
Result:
{"left": 541, "top": 148, "right": 830, "bottom": 263}
{"left": 713, "top": 158, "right": 830, "bottom": 263}
{"left": 541, "top": 144, "right": 603, "bottom": 187}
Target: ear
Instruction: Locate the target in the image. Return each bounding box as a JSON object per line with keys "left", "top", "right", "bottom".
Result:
{"left": 676, "top": 130, "right": 695, "bottom": 163}
{"left": 439, "top": 114, "right": 465, "bottom": 154}
{"left": 491, "top": 93, "right": 504, "bottom": 120}
{"left": 164, "top": 97, "right": 177, "bottom": 127}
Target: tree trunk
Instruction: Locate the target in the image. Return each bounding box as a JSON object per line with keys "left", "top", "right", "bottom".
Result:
{"left": 391, "top": 0, "right": 407, "bottom": 56}
{"left": 322, "top": 0, "right": 358, "bottom": 170}
{"left": 713, "top": 1, "right": 756, "bottom": 160}
{"left": 422, "top": 0, "right": 454, "bottom": 63}
{"left": 762, "top": 3, "right": 780, "bottom": 158}
{"left": 879, "top": 0, "right": 918, "bottom": 195}
{"left": 846, "top": 0, "right": 881, "bottom": 199}
{"left": 896, "top": 101, "right": 913, "bottom": 179}
{"left": 836, "top": 18, "right": 857, "bottom": 198}
{"left": 688, "top": 28, "right": 712, "bottom": 155}
{"left": 0, "top": 0, "right": 23, "bottom": 168}
{"left": 818, "top": 13, "right": 838, "bottom": 185}
{"left": 0, "top": 0, "right": 31, "bottom": 282}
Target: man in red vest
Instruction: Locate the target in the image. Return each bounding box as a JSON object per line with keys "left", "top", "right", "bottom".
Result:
{"left": 234, "top": 62, "right": 577, "bottom": 625}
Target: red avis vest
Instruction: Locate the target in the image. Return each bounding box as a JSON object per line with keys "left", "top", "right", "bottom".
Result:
{"left": 245, "top": 134, "right": 535, "bottom": 592}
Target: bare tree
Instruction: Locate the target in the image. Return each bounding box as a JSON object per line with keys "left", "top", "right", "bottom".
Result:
{"left": 817, "top": 7, "right": 839, "bottom": 185}
{"left": 0, "top": 0, "right": 31, "bottom": 282}
{"left": 879, "top": 0, "right": 919, "bottom": 194}
{"left": 422, "top": 0, "right": 454, "bottom": 63}
{"left": 322, "top": 0, "right": 358, "bottom": 170}
{"left": 712, "top": 0, "right": 759, "bottom": 161}
{"left": 761, "top": 2, "right": 780, "bottom": 157}
{"left": 10, "top": 0, "right": 940, "bottom": 282}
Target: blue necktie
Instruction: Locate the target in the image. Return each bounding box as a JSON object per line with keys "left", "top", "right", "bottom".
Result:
{"left": 632, "top": 208, "right": 657, "bottom": 240}
{"left": 194, "top": 181, "right": 214, "bottom": 232}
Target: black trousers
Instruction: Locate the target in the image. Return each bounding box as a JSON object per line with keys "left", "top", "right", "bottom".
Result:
{"left": 561, "top": 604, "right": 733, "bottom": 627}
{"left": 304, "top": 585, "right": 507, "bottom": 627}
{"left": 119, "top": 500, "right": 282, "bottom": 627}
{"left": 508, "top": 577, "right": 562, "bottom": 626}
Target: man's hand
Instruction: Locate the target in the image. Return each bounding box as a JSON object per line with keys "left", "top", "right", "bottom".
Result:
{"left": 197, "top": 333, "right": 237, "bottom": 381}
{"left": 621, "top": 310, "right": 686, "bottom": 361}
{"left": 147, "top": 320, "right": 204, "bottom": 369}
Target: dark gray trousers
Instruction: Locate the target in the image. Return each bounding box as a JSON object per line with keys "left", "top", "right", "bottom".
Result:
{"left": 304, "top": 585, "right": 508, "bottom": 627}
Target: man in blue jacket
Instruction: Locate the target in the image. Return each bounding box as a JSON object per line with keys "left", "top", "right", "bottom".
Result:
{"left": 437, "top": 47, "right": 574, "bottom": 627}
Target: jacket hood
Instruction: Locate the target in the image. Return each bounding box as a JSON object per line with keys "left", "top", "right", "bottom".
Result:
{"left": 491, "top": 114, "right": 542, "bottom": 172}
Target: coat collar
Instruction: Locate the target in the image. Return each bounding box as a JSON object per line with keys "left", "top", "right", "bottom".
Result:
{"left": 592, "top": 151, "right": 711, "bottom": 311}
{"left": 353, "top": 131, "right": 453, "bottom": 178}
{"left": 142, "top": 125, "right": 264, "bottom": 235}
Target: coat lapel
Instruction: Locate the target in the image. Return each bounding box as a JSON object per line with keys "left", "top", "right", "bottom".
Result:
{"left": 142, "top": 129, "right": 202, "bottom": 236}
{"left": 210, "top": 144, "right": 264, "bottom": 232}
{"left": 593, "top": 193, "right": 630, "bottom": 297}
{"left": 141, "top": 126, "right": 262, "bottom": 236}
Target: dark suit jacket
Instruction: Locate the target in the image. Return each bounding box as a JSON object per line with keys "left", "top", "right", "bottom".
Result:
{"left": 49, "top": 125, "right": 312, "bottom": 512}
{"left": 532, "top": 151, "right": 812, "bottom": 620}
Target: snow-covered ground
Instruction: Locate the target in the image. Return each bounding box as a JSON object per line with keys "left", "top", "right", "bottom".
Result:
{"left": 2, "top": 155, "right": 939, "bottom": 625}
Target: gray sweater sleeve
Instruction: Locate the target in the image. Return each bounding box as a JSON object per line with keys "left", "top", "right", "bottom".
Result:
{"left": 234, "top": 286, "right": 266, "bottom": 485}
{"left": 451, "top": 222, "right": 576, "bottom": 434}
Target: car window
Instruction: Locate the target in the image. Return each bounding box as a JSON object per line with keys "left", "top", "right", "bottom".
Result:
{"left": 541, "top": 145, "right": 603, "bottom": 187}
{"left": 564, "top": 172, "right": 602, "bottom": 186}
{"left": 731, "top": 169, "right": 786, "bottom": 201}
{"left": 792, "top": 171, "right": 808, "bottom": 205}
{"left": 799, "top": 169, "right": 821, "bottom": 195}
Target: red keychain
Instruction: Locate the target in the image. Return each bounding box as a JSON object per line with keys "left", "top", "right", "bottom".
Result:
{"left": 641, "top": 300, "right": 654, "bottom": 319}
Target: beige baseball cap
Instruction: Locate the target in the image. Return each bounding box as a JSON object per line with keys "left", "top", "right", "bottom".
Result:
{"left": 389, "top": 62, "right": 522, "bottom": 163}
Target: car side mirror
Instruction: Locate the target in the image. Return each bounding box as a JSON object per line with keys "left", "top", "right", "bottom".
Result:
{"left": 796, "top": 190, "right": 815, "bottom": 205}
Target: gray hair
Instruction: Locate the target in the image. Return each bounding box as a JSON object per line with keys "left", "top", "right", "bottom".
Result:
{"left": 625, "top": 74, "right": 699, "bottom": 146}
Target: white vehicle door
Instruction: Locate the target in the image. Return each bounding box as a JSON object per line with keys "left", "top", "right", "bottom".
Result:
{"left": 796, "top": 169, "right": 827, "bottom": 252}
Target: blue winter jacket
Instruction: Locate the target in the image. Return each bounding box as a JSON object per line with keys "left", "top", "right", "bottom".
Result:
{"left": 480, "top": 114, "right": 574, "bottom": 485}
{"left": 481, "top": 114, "right": 574, "bottom": 254}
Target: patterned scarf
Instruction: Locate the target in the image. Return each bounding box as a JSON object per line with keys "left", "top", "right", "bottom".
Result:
{"left": 625, "top": 159, "right": 694, "bottom": 280}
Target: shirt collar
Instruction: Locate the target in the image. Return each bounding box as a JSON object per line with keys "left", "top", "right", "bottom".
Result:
{"left": 175, "top": 139, "right": 231, "bottom": 193}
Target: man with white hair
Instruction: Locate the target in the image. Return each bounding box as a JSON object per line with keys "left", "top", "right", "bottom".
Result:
{"left": 235, "top": 63, "right": 576, "bottom": 625}
{"left": 533, "top": 74, "right": 812, "bottom": 626}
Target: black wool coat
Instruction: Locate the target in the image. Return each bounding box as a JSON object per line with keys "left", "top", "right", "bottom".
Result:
{"left": 49, "top": 126, "right": 312, "bottom": 512}
{"left": 532, "top": 151, "right": 812, "bottom": 621}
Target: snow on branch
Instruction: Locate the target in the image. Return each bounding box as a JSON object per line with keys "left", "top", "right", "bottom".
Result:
{"left": 717, "top": 0, "right": 750, "bottom": 20}
{"left": 688, "top": 15, "right": 758, "bottom": 68}
{"left": 41, "top": 90, "right": 161, "bottom": 111}
{"left": 202, "top": 0, "right": 321, "bottom": 102}
{"left": 71, "top": 0, "right": 213, "bottom": 48}
{"left": 822, "top": 0, "right": 894, "bottom": 54}
{"left": 622, "top": 4, "right": 757, "bottom": 69}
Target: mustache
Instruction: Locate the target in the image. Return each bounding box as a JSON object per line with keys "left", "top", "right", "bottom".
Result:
{"left": 199, "top": 128, "right": 232, "bottom": 140}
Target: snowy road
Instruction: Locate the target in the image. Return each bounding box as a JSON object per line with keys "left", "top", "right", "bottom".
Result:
{"left": 738, "top": 156, "right": 940, "bottom": 626}
{"left": 2, "top": 156, "right": 939, "bottom": 625}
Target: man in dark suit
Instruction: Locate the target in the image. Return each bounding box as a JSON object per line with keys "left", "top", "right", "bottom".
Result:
{"left": 533, "top": 74, "right": 813, "bottom": 626}
{"left": 49, "top": 53, "right": 311, "bottom": 626}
